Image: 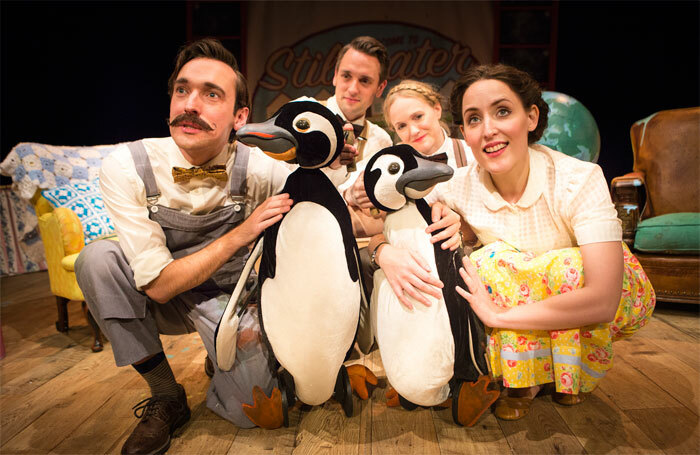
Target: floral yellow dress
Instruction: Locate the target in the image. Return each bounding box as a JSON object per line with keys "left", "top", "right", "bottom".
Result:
{"left": 471, "top": 241, "right": 656, "bottom": 394}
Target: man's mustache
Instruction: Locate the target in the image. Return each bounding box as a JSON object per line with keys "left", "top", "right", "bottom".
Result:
{"left": 167, "top": 113, "right": 213, "bottom": 131}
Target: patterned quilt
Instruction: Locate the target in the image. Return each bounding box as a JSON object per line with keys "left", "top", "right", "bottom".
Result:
{"left": 0, "top": 142, "right": 122, "bottom": 275}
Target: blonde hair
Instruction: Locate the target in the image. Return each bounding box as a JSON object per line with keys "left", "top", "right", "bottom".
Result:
{"left": 383, "top": 80, "right": 447, "bottom": 131}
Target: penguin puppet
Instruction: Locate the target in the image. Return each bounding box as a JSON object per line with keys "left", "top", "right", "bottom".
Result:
{"left": 216, "top": 100, "right": 373, "bottom": 429}
{"left": 364, "top": 144, "right": 499, "bottom": 427}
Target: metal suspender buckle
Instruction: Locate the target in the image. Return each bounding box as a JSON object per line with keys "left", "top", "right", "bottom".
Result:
{"left": 230, "top": 195, "right": 246, "bottom": 213}
{"left": 146, "top": 193, "right": 161, "bottom": 213}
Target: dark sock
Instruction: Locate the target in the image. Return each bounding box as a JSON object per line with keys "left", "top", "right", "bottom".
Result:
{"left": 132, "top": 352, "right": 180, "bottom": 398}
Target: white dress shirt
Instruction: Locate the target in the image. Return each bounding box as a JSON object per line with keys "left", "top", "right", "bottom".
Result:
{"left": 427, "top": 144, "right": 621, "bottom": 255}
{"left": 99, "top": 137, "right": 290, "bottom": 288}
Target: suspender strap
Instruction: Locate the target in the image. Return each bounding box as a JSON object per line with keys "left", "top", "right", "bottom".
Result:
{"left": 127, "top": 140, "right": 161, "bottom": 204}
{"left": 452, "top": 138, "right": 467, "bottom": 168}
{"left": 228, "top": 142, "right": 250, "bottom": 207}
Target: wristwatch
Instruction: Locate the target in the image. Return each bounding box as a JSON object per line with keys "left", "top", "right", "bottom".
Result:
{"left": 370, "top": 241, "right": 389, "bottom": 270}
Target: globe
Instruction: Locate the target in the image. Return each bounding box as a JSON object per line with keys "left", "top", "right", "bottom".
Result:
{"left": 537, "top": 91, "right": 600, "bottom": 163}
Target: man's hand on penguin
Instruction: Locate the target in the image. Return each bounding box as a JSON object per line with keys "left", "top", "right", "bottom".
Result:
{"left": 235, "top": 193, "right": 293, "bottom": 245}
{"left": 426, "top": 202, "right": 462, "bottom": 251}
{"left": 343, "top": 170, "right": 374, "bottom": 209}
{"left": 329, "top": 124, "right": 358, "bottom": 170}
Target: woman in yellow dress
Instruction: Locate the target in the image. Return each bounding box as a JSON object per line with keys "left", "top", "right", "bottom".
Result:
{"left": 370, "top": 64, "right": 656, "bottom": 420}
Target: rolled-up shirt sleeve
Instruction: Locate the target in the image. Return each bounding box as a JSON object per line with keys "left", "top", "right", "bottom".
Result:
{"left": 567, "top": 165, "right": 622, "bottom": 246}
{"left": 99, "top": 150, "right": 173, "bottom": 289}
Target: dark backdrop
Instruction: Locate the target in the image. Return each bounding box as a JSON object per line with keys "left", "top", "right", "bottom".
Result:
{"left": 2, "top": 1, "right": 698, "bottom": 186}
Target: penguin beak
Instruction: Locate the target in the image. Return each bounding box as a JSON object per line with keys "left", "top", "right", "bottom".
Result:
{"left": 396, "top": 156, "right": 453, "bottom": 198}
{"left": 235, "top": 115, "right": 299, "bottom": 162}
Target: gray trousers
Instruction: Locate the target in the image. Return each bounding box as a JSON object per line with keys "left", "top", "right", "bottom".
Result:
{"left": 357, "top": 246, "right": 376, "bottom": 354}
{"left": 75, "top": 240, "right": 274, "bottom": 428}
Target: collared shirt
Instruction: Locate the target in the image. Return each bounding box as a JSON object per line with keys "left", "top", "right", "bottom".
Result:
{"left": 428, "top": 129, "right": 474, "bottom": 168}
{"left": 323, "top": 95, "right": 393, "bottom": 192}
{"left": 427, "top": 144, "right": 621, "bottom": 254}
{"left": 99, "top": 137, "right": 290, "bottom": 288}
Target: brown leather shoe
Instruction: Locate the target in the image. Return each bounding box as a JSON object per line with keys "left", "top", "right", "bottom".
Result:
{"left": 121, "top": 384, "right": 191, "bottom": 455}
{"left": 204, "top": 356, "right": 214, "bottom": 379}
{"left": 493, "top": 385, "right": 548, "bottom": 421}
{"left": 494, "top": 395, "right": 534, "bottom": 420}
{"left": 553, "top": 391, "right": 589, "bottom": 406}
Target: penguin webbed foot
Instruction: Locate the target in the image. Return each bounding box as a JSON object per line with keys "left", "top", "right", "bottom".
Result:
{"left": 242, "top": 368, "right": 296, "bottom": 429}
{"left": 384, "top": 386, "right": 420, "bottom": 410}
{"left": 451, "top": 375, "right": 500, "bottom": 427}
{"left": 346, "top": 364, "right": 378, "bottom": 400}
{"left": 385, "top": 386, "right": 400, "bottom": 407}
{"left": 242, "top": 386, "right": 285, "bottom": 430}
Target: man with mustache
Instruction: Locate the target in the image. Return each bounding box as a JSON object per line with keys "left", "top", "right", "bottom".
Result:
{"left": 75, "top": 39, "right": 332, "bottom": 454}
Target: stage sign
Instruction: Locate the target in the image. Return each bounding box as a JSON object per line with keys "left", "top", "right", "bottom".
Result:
{"left": 251, "top": 22, "right": 484, "bottom": 125}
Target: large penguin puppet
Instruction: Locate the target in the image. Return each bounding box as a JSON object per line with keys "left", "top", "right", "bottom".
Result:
{"left": 364, "top": 144, "right": 499, "bottom": 427}
{"left": 216, "top": 100, "right": 372, "bottom": 429}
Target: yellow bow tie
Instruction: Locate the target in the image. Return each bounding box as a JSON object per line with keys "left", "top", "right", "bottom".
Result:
{"left": 172, "top": 165, "right": 228, "bottom": 183}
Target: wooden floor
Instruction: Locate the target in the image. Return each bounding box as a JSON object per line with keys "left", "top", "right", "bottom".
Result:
{"left": 1, "top": 271, "right": 699, "bottom": 454}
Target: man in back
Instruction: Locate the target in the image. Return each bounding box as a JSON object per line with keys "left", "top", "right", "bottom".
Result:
{"left": 322, "top": 36, "right": 393, "bottom": 354}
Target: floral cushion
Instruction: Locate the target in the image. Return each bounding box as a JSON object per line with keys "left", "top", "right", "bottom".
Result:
{"left": 42, "top": 179, "right": 115, "bottom": 242}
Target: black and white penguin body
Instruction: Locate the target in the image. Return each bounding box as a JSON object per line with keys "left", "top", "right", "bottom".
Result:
{"left": 364, "top": 145, "right": 489, "bottom": 407}
{"left": 235, "top": 100, "right": 362, "bottom": 407}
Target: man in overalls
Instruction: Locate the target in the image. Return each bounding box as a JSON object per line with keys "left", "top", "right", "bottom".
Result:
{"left": 76, "top": 39, "right": 296, "bottom": 454}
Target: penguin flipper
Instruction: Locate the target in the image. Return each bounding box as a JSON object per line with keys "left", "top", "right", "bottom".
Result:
{"left": 215, "top": 237, "right": 264, "bottom": 371}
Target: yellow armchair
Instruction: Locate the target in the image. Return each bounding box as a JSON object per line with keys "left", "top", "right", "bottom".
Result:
{"left": 33, "top": 191, "right": 105, "bottom": 352}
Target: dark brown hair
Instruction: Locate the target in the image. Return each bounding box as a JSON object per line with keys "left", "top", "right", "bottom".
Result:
{"left": 335, "top": 36, "right": 389, "bottom": 83}
{"left": 449, "top": 64, "right": 549, "bottom": 143}
{"left": 167, "top": 38, "right": 249, "bottom": 113}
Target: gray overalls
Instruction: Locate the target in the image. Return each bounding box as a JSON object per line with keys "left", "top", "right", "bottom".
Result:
{"left": 75, "top": 141, "right": 274, "bottom": 428}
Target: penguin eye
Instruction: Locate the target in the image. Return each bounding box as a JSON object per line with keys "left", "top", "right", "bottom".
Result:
{"left": 388, "top": 162, "right": 401, "bottom": 175}
{"left": 294, "top": 118, "right": 311, "bottom": 132}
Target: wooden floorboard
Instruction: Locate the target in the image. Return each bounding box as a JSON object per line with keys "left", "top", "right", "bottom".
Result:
{"left": 2, "top": 271, "right": 699, "bottom": 454}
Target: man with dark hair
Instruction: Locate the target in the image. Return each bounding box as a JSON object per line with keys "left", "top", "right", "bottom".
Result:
{"left": 324, "top": 36, "right": 392, "bottom": 191}
{"left": 75, "top": 38, "right": 293, "bottom": 454}
{"left": 167, "top": 38, "right": 250, "bottom": 117}
{"left": 322, "top": 36, "right": 392, "bottom": 354}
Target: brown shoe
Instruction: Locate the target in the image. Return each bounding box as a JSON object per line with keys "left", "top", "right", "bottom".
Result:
{"left": 121, "top": 384, "right": 191, "bottom": 455}
{"left": 204, "top": 356, "right": 214, "bottom": 378}
{"left": 553, "top": 391, "right": 589, "bottom": 406}
{"left": 493, "top": 395, "right": 534, "bottom": 421}
{"left": 493, "top": 385, "right": 548, "bottom": 421}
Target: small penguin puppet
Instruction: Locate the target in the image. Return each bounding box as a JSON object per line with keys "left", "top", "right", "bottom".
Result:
{"left": 364, "top": 144, "right": 498, "bottom": 427}
{"left": 215, "top": 100, "right": 373, "bottom": 429}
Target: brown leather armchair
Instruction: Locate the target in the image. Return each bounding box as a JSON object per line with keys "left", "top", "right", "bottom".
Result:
{"left": 611, "top": 107, "right": 700, "bottom": 304}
